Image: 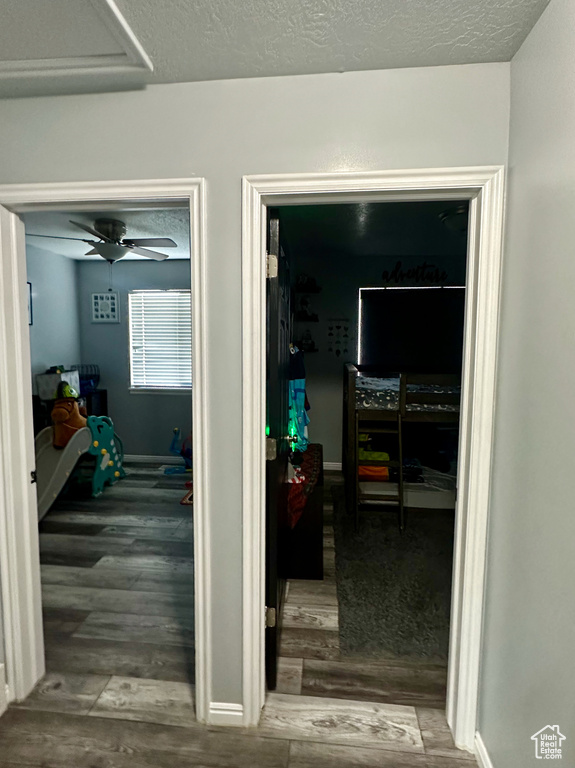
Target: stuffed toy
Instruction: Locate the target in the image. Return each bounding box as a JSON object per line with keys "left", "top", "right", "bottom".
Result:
{"left": 51, "top": 381, "right": 87, "bottom": 449}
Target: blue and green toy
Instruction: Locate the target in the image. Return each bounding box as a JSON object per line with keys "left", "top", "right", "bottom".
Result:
{"left": 86, "top": 416, "right": 126, "bottom": 496}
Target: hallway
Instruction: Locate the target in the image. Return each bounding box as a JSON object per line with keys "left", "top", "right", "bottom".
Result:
{"left": 1, "top": 464, "right": 476, "bottom": 766}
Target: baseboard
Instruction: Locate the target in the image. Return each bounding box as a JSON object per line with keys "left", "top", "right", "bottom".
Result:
{"left": 123, "top": 454, "right": 181, "bottom": 465}
{"left": 208, "top": 702, "right": 244, "bottom": 726}
{"left": 324, "top": 461, "right": 342, "bottom": 471}
{"left": 0, "top": 664, "right": 7, "bottom": 717}
{"left": 475, "top": 732, "right": 495, "bottom": 768}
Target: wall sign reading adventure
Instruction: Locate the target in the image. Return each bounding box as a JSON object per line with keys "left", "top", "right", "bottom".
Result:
{"left": 382, "top": 260, "right": 448, "bottom": 284}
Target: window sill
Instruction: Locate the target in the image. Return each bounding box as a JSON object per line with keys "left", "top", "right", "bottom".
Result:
{"left": 129, "top": 387, "right": 192, "bottom": 396}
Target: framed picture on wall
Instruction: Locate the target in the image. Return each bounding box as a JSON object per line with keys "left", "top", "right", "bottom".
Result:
{"left": 91, "top": 292, "right": 120, "bottom": 323}
{"left": 27, "top": 282, "right": 33, "bottom": 326}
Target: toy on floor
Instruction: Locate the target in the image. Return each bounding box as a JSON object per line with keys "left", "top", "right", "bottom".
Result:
{"left": 35, "top": 401, "right": 126, "bottom": 521}
{"left": 51, "top": 381, "right": 87, "bottom": 449}
{"left": 180, "top": 484, "right": 193, "bottom": 506}
{"left": 164, "top": 427, "right": 193, "bottom": 475}
{"left": 85, "top": 415, "right": 126, "bottom": 496}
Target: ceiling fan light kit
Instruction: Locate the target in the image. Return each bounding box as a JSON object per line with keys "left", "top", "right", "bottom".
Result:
{"left": 91, "top": 242, "right": 132, "bottom": 262}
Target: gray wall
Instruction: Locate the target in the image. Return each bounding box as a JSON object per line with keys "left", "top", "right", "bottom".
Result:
{"left": 286, "top": 215, "right": 467, "bottom": 463}
{"left": 77, "top": 259, "right": 192, "bottom": 457}
{"left": 26, "top": 245, "right": 81, "bottom": 386}
{"left": 0, "top": 63, "right": 510, "bottom": 706}
{"left": 479, "top": 1, "right": 575, "bottom": 765}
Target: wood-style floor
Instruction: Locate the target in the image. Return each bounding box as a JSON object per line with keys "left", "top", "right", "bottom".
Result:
{"left": 277, "top": 472, "right": 449, "bottom": 710}
{"left": 1, "top": 463, "right": 477, "bottom": 767}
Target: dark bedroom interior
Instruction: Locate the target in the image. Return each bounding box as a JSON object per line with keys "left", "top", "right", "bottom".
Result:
{"left": 268, "top": 199, "right": 469, "bottom": 709}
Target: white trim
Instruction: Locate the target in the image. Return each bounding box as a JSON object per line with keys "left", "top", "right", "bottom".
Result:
{"left": 0, "top": 207, "right": 44, "bottom": 702}
{"left": 446, "top": 168, "right": 505, "bottom": 750}
{"left": 475, "top": 732, "right": 495, "bottom": 768}
{"left": 0, "top": 664, "right": 7, "bottom": 717}
{"left": 323, "top": 462, "right": 342, "bottom": 471}
{"left": 90, "top": 0, "right": 154, "bottom": 72}
{"left": 0, "top": 0, "right": 152, "bottom": 81}
{"left": 208, "top": 702, "right": 245, "bottom": 726}
{"left": 241, "top": 167, "right": 505, "bottom": 743}
{"left": 0, "top": 179, "right": 191, "bottom": 210}
{"left": 241, "top": 176, "right": 267, "bottom": 727}
{"left": 123, "top": 454, "right": 183, "bottom": 465}
{"left": 0, "top": 179, "right": 211, "bottom": 723}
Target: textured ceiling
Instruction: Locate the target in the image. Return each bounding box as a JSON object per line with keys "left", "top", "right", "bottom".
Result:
{"left": 23, "top": 208, "right": 190, "bottom": 261}
{"left": 117, "top": 0, "right": 550, "bottom": 83}
{"left": 0, "top": 0, "right": 550, "bottom": 98}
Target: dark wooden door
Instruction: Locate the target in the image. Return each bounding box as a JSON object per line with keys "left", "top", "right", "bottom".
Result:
{"left": 265, "top": 210, "right": 291, "bottom": 690}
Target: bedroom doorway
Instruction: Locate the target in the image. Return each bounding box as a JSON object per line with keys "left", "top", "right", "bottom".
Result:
{"left": 242, "top": 168, "right": 505, "bottom": 750}
{"left": 22, "top": 204, "right": 195, "bottom": 717}
{"left": 0, "top": 179, "right": 210, "bottom": 723}
{"left": 266, "top": 200, "right": 467, "bottom": 707}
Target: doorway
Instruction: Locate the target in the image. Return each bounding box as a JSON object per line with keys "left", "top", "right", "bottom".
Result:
{"left": 0, "top": 179, "right": 209, "bottom": 722}
{"left": 241, "top": 167, "right": 505, "bottom": 751}
{"left": 271, "top": 200, "right": 467, "bottom": 702}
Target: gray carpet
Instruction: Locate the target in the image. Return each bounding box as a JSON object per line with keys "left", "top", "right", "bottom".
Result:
{"left": 332, "top": 487, "right": 454, "bottom": 660}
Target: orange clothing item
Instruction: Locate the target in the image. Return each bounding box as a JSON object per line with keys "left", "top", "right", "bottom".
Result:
{"left": 358, "top": 465, "right": 389, "bottom": 481}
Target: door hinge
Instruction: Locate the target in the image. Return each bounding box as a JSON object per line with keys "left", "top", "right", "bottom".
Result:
{"left": 266, "top": 253, "right": 278, "bottom": 279}
{"left": 265, "top": 606, "right": 277, "bottom": 628}
{"left": 266, "top": 437, "right": 277, "bottom": 461}
{"left": 30, "top": 470, "right": 37, "bottom": 485}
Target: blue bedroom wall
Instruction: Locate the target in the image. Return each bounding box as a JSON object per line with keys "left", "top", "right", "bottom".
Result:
{"left": 76, "top": 259, "right": 192, "bottom": 457}
{"left": 26, "top": 244, "right": 82, "bottom": 387}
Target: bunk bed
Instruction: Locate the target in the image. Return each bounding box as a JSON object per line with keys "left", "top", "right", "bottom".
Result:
{"left": 342, "top": 364, "right": 461, "bottom": 530}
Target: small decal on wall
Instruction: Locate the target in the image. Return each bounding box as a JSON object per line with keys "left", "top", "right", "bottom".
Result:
{"left": 91, "top": 292, "right": 120, "bottom": 323}
{"left": 326, "top": 317, "right": 351, "bottom": 358}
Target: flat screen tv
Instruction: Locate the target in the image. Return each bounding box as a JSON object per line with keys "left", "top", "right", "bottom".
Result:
{"left": 359, "top": 287, "right": 465, "bottom": 373}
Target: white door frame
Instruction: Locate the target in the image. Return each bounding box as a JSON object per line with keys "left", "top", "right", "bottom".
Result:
{"left": 241, "top": 167, "right": 505, "bottom": 749}
{"left": 0, "top": 179, "right": 210, "bottom": 722}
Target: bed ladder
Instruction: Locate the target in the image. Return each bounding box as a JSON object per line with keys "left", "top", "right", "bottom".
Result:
{"left": 355, "top": 409, "right": 405, "bottom": 533}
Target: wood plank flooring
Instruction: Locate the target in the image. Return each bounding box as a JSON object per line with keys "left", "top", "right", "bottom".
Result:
{"left": 278, "top": 472, "right": 448, "bottom": 710}
{"left": 2, "top": 462, "right": 476, "bottom": 767}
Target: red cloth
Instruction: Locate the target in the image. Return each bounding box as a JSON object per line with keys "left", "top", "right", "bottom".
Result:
{"left": 287, "top": 444, "right": 322, "bottom": 529}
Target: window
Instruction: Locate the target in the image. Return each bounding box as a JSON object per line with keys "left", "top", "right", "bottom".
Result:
{"left": 129, "top": 290, "right": 192, "bottom": 391}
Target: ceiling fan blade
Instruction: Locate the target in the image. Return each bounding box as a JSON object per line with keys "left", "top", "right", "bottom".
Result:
{"left": 69, "top": 220, "right": 112, "bottom": 241}
{"left": 27, "top": 233, "right": 95, "bottom": 243}
{"left": 130, "top": 246, "right": 170, "bottom": 261}
{"left": 123, "top": 238, "right": 178, "bottom": 248}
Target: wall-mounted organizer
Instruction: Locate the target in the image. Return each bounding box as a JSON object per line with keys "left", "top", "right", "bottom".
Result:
{"left": 91, "top": 292, "right": 119, "bottom": 323}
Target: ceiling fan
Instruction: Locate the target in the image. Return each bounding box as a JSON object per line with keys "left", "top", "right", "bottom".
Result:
{"left": 27, "top": 218, "right": 177, "bottom": 262}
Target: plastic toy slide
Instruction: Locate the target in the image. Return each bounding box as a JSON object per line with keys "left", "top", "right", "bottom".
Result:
{"left": 34, "top": 416, "right": 125, "bottom": 521}
{"left": 35, "top": 426, "right": 92, "bottom": 521}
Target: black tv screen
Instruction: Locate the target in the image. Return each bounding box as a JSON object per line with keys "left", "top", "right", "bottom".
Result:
{"left": 359, "top": 287, "right": 465, "bottom": 373}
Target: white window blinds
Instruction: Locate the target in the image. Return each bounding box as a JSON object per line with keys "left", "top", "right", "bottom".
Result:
{"left": 129, "top": 290, "right": 192, "bottom": 390}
